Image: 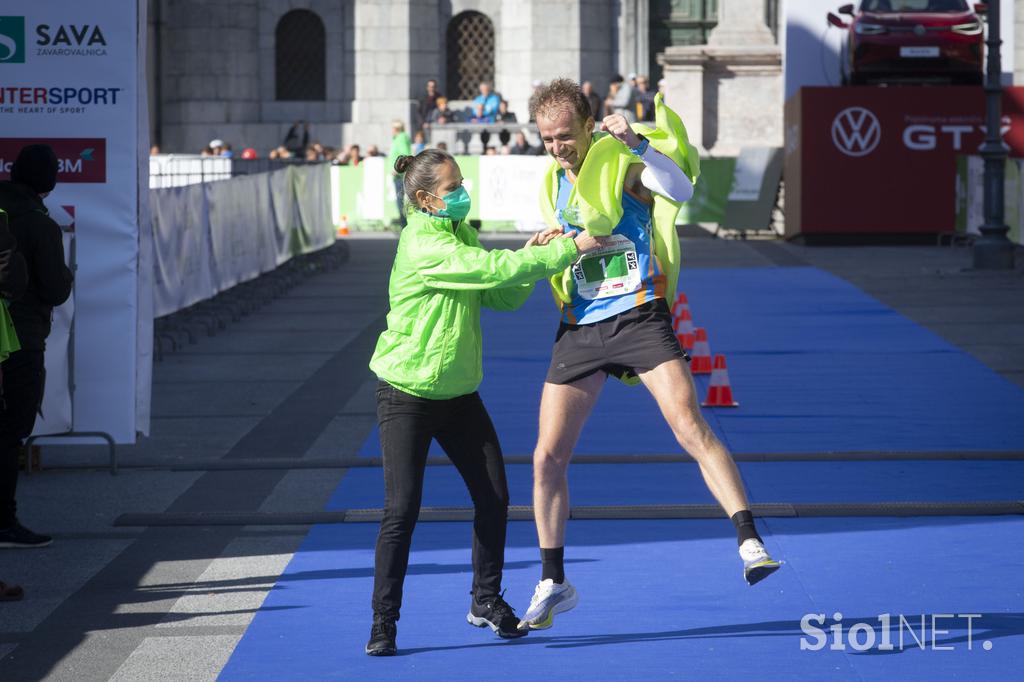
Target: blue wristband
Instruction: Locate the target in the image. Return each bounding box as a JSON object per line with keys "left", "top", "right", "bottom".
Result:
{"left": 629, "top": 137, "right": 649, "bottom": 156}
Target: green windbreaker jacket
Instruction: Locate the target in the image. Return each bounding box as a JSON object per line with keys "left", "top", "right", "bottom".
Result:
{"left": 369, "top": 210, "right": 578, "bottom": 400}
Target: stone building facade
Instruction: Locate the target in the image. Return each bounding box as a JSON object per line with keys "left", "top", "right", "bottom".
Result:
{"left": 151, "top": 0, "right": 1024, "bottom": 157}
{"left": 146, "top": 0, "right": 755, "bottom": 154}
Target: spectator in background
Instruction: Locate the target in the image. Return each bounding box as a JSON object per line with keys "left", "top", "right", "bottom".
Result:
{"left": 269, "top": 145, "right": 292, "bottom": 160}
{"left": 484, "top": 147, "right": 497, "bottom": 156}
{"left": 412, "top": 130, "right": 426, "bottom": 155}
{"left": 149, "top": 145, "right": 161, "bottom": 156}
{"left": 605, "top": 74, "right": 636, "bottom": 123}
{"left": 500, "top": 145, "right": 511, "bottom": 155}
{"left": 349, "top": 145, "right": 363, "bottom": 166}
{"left": 581, "top": 81, "right": 602, "bottom": 119}
{"left": 305, "top": 146, "right": 320, "bottom": 162}
{"left": 435, "top": 141, "right": 448, "bottom": 152}
{"left": 386, "top": 120, "right": 412, "bottom": 228}
{"left": 496, "top": 100, "right": 516, "bottom": 124}
{"left": 509, "top": 131, "right": 533, "bottom": 155}
{"left": 220, "top": 143, "right": 234, "bottom": 159}
{"left": 472, "top": 82, "right": 501, "bottom": 123}
{"left": 366, "top": 145, "right": 382, "bottom": 158}
{"left": 429, "top": 97, "right": 457, "bottom": 125}
{"left": 417, "top": 79, "right": 442, "bottom": 130}
{"left": 0, "top": 145, "right": 73, "bottom": 551}
{"left": 634, "top": 75, "right": 655, "bottom": 121}
{"left": 283, "top": 121, "right": 310, "bottom": 156}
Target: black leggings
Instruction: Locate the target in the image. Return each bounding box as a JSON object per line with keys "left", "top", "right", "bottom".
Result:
{"left": 371, "top": 381, "right": 509, "bottom": 621}
{"left": 0, "top": 349, "right": 45, "bottom": 527}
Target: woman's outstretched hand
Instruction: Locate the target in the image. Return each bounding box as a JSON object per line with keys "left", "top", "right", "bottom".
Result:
{"left": 525, "top": 227, "right": 564, "bottom": 248}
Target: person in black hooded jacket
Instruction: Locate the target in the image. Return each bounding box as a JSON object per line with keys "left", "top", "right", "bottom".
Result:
{"left": 0, "top": 202, "right": 29, "bottom": 599}
{"left": 0, "top": 144, "right": 73, "bottom": 549}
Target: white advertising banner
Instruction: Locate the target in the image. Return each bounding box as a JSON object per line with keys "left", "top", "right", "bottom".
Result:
{"left": 477, "top": 155, "right": 550, "bottom": 231}
{"left": 32, "top": 231, "right": 73, "bottom": 436}
{"left": 151, "top": 183, "right": 215, "bottom": 317}
{"left": 207, "top": 175, "right": 268, "bottom": 291}
{"left": 1, "top": 1, "right": 149, "bottom": 442}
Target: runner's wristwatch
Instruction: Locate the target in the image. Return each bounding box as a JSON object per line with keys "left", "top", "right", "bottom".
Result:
{"left": 628, "top": 135, "right": 649, "bottom": 156}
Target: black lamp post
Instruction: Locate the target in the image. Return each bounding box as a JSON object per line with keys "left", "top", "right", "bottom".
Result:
{"left": 973, "top": 0, "right": 1016, "bottom": 269}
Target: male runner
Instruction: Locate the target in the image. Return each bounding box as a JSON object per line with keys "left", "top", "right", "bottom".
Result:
{"left": 519, "top": 79, "right": 781, "bottom": 630}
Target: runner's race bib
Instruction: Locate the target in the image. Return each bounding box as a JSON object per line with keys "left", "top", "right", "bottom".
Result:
{"left": 571, "top": 233, "right": 641, "bottom": 300}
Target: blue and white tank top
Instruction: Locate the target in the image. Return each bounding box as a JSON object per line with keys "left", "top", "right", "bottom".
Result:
{"left": 555, "top": 170, "right": 666, "bottom": 325}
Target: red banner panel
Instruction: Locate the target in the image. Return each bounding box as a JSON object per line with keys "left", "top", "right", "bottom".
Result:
{"left": 784, "top": 87, "right": 1024, "bottom": 238}
{"left": 0, "top": 137, "right": 107, "bottom": 184}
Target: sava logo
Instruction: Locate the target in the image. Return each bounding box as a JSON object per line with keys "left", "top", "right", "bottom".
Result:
{"left": 35, "top": 24, "right": 108, "bottom": 57}
{"left": 0, "top": 18, "right": 108, "bottom": 61}
{"left": 0, "top": 17, "right": 25, "bottom": 64}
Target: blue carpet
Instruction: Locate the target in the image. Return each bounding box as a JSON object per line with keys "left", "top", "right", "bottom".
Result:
{"left": 357, "top": 267, "right": 1024, "bottom": 456}
{"left": 219, "top": 517, "right": 1024, "bottom": 681}
{"left": 325, "top": 461, "right": 1024, "bottom": 510}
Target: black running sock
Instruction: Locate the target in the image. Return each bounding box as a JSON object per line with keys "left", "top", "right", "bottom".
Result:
{"left": 540, "top": 547, "right": 565, "bottom": 584}
{"left": 731, "top": 510, "right": 762, "bottom": 546}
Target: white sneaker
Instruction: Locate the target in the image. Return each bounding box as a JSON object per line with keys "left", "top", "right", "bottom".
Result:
{"left": 517, "top": 579, "right": 578, "bottom": 630}
{"left": 739, "top": 538, "right": 782, "bottom": 586}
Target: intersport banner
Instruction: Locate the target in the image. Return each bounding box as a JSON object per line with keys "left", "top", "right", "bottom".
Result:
{"left": 0, "top": 1, "right": 150, "bottom": 441}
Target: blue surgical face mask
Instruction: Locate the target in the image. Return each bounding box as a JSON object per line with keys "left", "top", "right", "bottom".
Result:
{"left": 429, "top": 186, "right": 471, "bottom": 222}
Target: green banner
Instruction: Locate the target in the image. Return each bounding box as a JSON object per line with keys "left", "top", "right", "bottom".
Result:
{"left": 332, "top": 155, "right": 739, "bottom": 231}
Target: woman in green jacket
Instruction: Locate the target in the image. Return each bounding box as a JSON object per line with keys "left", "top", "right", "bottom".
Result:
{"left": 365, "top": 149, "right": 601, "bottom": 656}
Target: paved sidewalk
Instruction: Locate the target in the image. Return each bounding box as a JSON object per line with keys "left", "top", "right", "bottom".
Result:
{"left": 1, "top": 235, "right": 1021, "bottom": 680}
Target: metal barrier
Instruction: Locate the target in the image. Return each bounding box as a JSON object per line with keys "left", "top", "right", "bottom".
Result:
{"left": 425, "top": 122, "right": 542, "bottom": 155}
{"left": 148, "top": 155, "right": 319, "bottom": 189}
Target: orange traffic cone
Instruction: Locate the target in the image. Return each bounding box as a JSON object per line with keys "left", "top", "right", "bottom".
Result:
{"left": 673, "top": 309, "right": 696, "bottom": 350}
{"left": 671, "top": 292, "right": 690, "bottom": 319}
{"left": 689, "top": 327, "right": 712, "bottom": 374}
{"left": 336, "top": 214, "right": 350, "bottom": 237}
{"left": 702, "top": 355, "right": 739, "bottom": 407}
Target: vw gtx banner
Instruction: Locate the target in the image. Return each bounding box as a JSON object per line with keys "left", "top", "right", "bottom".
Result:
{"left": 0, "top": 2, "right": 150, "bottom": 441}
{"left": 784, "top": 86, "right": 1024, "bottom": 238}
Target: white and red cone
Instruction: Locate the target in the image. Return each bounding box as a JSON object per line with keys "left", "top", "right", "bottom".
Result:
{"left": 702, "top": 355, "right": 739, "bottom": 407}
{"left": 690, "top": 327, "right": 712, "bottom": 374}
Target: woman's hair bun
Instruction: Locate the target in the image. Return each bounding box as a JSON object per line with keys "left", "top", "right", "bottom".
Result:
{"left": 394, "top": 155, "right": 414, "bottom": 174}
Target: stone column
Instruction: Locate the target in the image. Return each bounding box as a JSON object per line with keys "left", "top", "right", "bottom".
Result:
{"left": 618, "top": 0, "right": 650, "bottom": 78}
{"left": 346, "top": 0, "right": 417, "bottom": 149}
{"left": 657, "top": 0, "right": 782, "bottom": 156}
{"left": 707, "top": 0, "right": 776, "bottom": 47}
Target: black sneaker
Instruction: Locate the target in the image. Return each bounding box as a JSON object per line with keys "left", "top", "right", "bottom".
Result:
{"left": 0, "top": 522, "right": 52, "bottom": 549}
{"left": 365, "top": 619, "right": 397, "bottom": 656}
{"left": 467, "top": 591, "right": 528, "bottom": 639}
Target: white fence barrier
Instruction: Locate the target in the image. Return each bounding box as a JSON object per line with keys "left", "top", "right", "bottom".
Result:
{"left": 149, "top": 164, "right": 334, "bottom": 318}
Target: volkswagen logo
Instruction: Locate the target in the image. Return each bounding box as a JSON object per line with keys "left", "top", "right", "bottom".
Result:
{"left": 914, "top": 24, "right": 926, "bottom": 36}
{"left": 831, "top": 107, "right": 882, "bottom": 157}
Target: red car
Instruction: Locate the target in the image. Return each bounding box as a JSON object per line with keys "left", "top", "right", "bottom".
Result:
{"left": 828, "top": 0, "right": 986, "bottom": 85}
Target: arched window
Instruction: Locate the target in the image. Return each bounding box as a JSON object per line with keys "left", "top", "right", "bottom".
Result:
{"left": 446, "top": 11, "right": 495, "bottom": 100}
{"left": 275, "top": 9, "right": 326, "bottom": 101}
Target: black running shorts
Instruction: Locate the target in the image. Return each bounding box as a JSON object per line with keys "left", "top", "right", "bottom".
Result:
{"left": 545, "top": 298, "right": 689, "bottom": 385}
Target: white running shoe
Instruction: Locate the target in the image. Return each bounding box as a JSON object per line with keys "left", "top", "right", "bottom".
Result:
{"left": 739, "top": 538, "right": 782, "bottom": 586}
{"left": 517, "top": 579, "right": 578, "bottom": 630}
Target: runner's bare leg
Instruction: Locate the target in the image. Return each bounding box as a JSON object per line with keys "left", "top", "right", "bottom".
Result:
{"left": 533, "top": 371, "right": 606, "bottom": 548}
{"left": 637, "top": 358, "right": 750, "bottom": 516}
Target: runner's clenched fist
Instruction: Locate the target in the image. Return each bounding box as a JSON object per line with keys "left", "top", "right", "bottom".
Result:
{"left": 599, "top": 114, "right": 642, "bottom": 150}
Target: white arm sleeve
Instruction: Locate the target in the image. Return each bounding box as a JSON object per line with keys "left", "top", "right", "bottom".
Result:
{"left": 639, "top": 146, "right": 694, "bottom": 203}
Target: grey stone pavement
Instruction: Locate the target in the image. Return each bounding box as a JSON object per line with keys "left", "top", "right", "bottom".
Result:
{"left": 0, "top": 234, "right": 1021, "bottom": 681}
